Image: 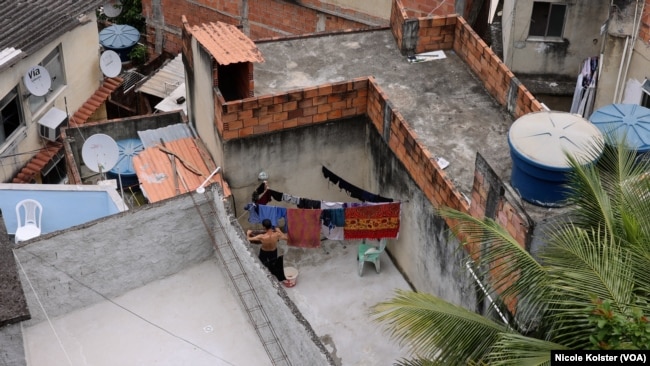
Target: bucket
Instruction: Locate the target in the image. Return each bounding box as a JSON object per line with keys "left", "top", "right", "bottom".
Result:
{"left": 283, "top": 267, "right": 298, "bottom": 288}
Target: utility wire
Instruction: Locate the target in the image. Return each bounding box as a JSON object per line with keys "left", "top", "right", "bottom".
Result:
{"left": 19, "top": 248, "right": 238, "bottom": 366}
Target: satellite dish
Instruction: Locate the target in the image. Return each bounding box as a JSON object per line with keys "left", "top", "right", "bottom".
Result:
{"left": 23, "top": 66, "right": 51, "bottom": 97}
{"left": 82, "top": 134, "right": 119, "bottom": 173}
{"left": 100, "top": 50, "right": 122, "bottom": 77}
{"left": 103, "top": 1, "right": 122, "bottom": 18}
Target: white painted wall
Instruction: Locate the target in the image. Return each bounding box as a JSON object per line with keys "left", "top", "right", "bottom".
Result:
{"left": 188, "top": 41, "right": 222, "bottom": 168}
{"left": 0, "top": 15, "right": 102, "bottom": 182}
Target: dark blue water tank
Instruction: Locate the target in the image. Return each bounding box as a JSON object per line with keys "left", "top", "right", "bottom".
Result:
{"left": 99, "top": 25, "right": 140, "bottom": 62}
{"left": 107, "top": 138, "right": 144, "bottom": 190}
{"left": 509, "top": 111, "right": 603, "bottom": 207}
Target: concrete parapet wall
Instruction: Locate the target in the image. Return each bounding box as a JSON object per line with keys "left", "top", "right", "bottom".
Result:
{"left": 13, "top": 195, "right": 215, "bottom": 326}
{"left": 209, "top": 187, "right": 335, "bottom": 366}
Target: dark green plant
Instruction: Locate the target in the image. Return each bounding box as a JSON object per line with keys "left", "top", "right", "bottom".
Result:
{"left": 588, "top": 297, "right": 650, "bottom": 350}
{"left": 129, "top": 44, "right": 146, "bottom": 66}
{"left": 98, "top": 0, "right": 145, "bottom": 33}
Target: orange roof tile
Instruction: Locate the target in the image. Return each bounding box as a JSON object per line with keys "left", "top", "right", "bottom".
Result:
{"left": 133, "top": 137, "right": 229, "bottom": 202}
{"left": 70, "top": 76, "right": 123, "bottom": 126}
{"left": 11, "top": 141, "right": 63, "bottom": 183}
{"left": 191, "top": 21, "right": 264, "bottom": 66}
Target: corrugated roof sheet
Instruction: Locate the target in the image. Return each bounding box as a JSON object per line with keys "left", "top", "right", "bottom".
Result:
{"left": 0, "top": 0, "right": 102, "bottom": 55}
{"left": 133, "top": 137, "right": 228, "bottom": 202}
{"left": 137, "top": 123, "right": 195, "bottom": 148}
{"left": 191, "top": 22, "right": 265, "bottom": 66}
{"left": 136, "top": 53, "right": 185, "bottom": 98}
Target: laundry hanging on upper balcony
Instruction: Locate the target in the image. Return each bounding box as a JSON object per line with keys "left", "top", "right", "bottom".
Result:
{"left": 570, "top": 56, "right": 599, "bottom": 118}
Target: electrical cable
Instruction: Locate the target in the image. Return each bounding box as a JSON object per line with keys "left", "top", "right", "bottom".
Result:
{"left": 19, "top": 248, "right": 238, "bottom": 366}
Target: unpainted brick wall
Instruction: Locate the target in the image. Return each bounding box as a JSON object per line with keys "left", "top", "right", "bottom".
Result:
{"left": 215, "top": 78, "right": 369, "bottom": 139}
{"left": 639, "top": 0, "right": 650, "bottom": 42}
{"left": 143, "top": 0, "right": 381, "bottom": 56}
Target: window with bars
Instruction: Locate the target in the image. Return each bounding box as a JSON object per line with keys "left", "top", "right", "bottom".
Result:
{"left": 529, "top": 2, "right": 567, "bottom": 38}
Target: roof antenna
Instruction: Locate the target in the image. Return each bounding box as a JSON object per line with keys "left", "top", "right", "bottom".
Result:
{"left": 196, "top": 166, "right": 221, "bottom": 194}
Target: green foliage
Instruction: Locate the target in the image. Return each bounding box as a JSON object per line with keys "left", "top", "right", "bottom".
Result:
{"left": 587, "top": 297, "right": 650, "bottom": 350}
{"left": 372, "top": 140, "right": 650, "bottom": 365}
{"left": 99, "top": 0, "right": 145, "bottom": 33}
{"left": 128, "top": 44, "right": 147, "bottom": 66}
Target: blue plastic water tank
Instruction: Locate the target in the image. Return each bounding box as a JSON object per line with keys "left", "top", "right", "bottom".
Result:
{"left": 107, "top": 138, "right": 144, "bottom": 189}
{"left": 99, "top": 25, "right": 140, "bottom": 62}
{"left": 589, "top": 103, "right": 650, "bottom": 153}
{"left": 509, "top": 111, "right": 603, "bottom": 207}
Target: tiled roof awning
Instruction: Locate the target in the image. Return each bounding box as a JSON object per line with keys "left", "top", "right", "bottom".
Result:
{"left": 191, "top": 22, "right": 265, "bottom": 65}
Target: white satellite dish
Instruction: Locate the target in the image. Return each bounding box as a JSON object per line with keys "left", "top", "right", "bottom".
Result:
{"left": 100, "top": 50, "right": 122, "bottom": 77}
{"left": 103, "top": 1, "right": 122, "bottom": 18}
{"left": 23, "top": 66, "right": 51, "bottom": 97}
{"left": 81, "top": 134, "right": 119, "bottom": 173}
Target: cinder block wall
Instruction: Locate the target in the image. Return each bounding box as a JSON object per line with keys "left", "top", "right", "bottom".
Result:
{"left": 13, "top": 195, "right": 216, "bottom": 325}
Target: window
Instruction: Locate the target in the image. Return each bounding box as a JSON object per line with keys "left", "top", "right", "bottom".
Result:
{"left": 641, "top": 79, "right": 650, "bottom": 108}
{"left": 0, "top": 88, "right": 24, "bottom": 145}
{"left": 29, "top": 46, "right": 66, "bottom": 113}
{"left": 529, "top": 2, "right": 567, "bottom": 38}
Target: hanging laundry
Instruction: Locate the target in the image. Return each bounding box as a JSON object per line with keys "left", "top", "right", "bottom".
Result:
{"left": 244, "top": 203, "right": 262, "bottom": 224}
{"left": 322, "top": 166, "right": 340, "bottom": 184}
{"left": 252, "top": 182, "right": 272, "bottom": 205}
{"left": 344, "top": 202, "right": 401, "bottom": 240}
{"left": 297, "top": 198, "right": 321, "bottom": 209}
{"left": 322, "top": 165, "right": 394, "bottom": 203}
{"left": 320, "top": 201, "right": 345, "bottom": 240}
{"left": 282, "top": 193, "right": 301, "bottom": 205}
{"left": 257, "top": 205, "right": 287, "bottom": 230}
{"left": 287, "top": 208, "right": 323, "bottom": 248}
{"left": 268, "top": 189, "right": 284, "bottom": 202}
{"left": 570, "top": 56, "right": 599, "bottom": 118}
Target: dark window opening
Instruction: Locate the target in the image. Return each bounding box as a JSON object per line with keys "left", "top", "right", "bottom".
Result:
{"left": 1, "top": 90, "right": 23, "bottom": 145}
{"left": 529, "top": 2, "right": 566, "bottom": 38}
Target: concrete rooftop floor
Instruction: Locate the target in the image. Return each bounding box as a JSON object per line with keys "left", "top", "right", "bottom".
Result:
{"left": 255, "top": 29, "right": 515, "bottom": 195}
{"left": 23, "top": 258, "right": 270, "bottom": 366}
{"left": 22, "top": 240, "right": 411, "bottom": 365}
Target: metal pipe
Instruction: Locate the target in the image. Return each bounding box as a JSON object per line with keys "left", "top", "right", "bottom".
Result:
{"left": 196, "top": 166, "right": 222, "bottom": 194}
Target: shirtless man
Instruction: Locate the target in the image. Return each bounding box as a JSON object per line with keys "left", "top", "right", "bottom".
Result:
{"left": 247, "top": 219, "right": 288, "bottom": 264}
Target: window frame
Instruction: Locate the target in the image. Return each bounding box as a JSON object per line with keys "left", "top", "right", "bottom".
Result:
{"left": 0, "top": 87, "right": 26, "bottom": 148}
{"left": 528, "top": 2, "right": 567, "bottom": 40}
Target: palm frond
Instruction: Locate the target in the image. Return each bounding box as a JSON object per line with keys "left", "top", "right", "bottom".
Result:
{"left": 371, "top": 289, "right": 509, "bottom": 365}
{"left": 439, "top": 207, "right": 549, "bottom": 325}
{"left": 540, "top": 225, "right": 635, "bottom": 347}
{"left": 486, "top": 332, "right": 567, "bottom": 366}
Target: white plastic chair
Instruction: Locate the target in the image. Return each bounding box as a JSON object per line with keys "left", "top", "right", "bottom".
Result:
{"left": 15, "top": 199, "right": 43, "bottom": 244}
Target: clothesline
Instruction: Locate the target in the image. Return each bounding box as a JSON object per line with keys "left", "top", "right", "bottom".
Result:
{"left": 244, "top": 201, "right": 401, "bottom": 247}
{"left": 244, "top": 167, "right": 401, "bottom": 247}
{"left": 250, "top": 166, "right": 397, "bottom": 207}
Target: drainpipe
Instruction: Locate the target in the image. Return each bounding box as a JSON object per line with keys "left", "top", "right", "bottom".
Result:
{"left": 619, "top": 0, "right": 645, "bottom": 103}
{"left": 614, "top": 0, "right": 642, "bottom": 103}
{"left": 465, "top": 261, "right": 511, "bottom": 326}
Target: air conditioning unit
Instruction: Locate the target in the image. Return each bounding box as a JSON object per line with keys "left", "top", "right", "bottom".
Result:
{"left": 37, "top": 107, "right": 68, "bottom": 142}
